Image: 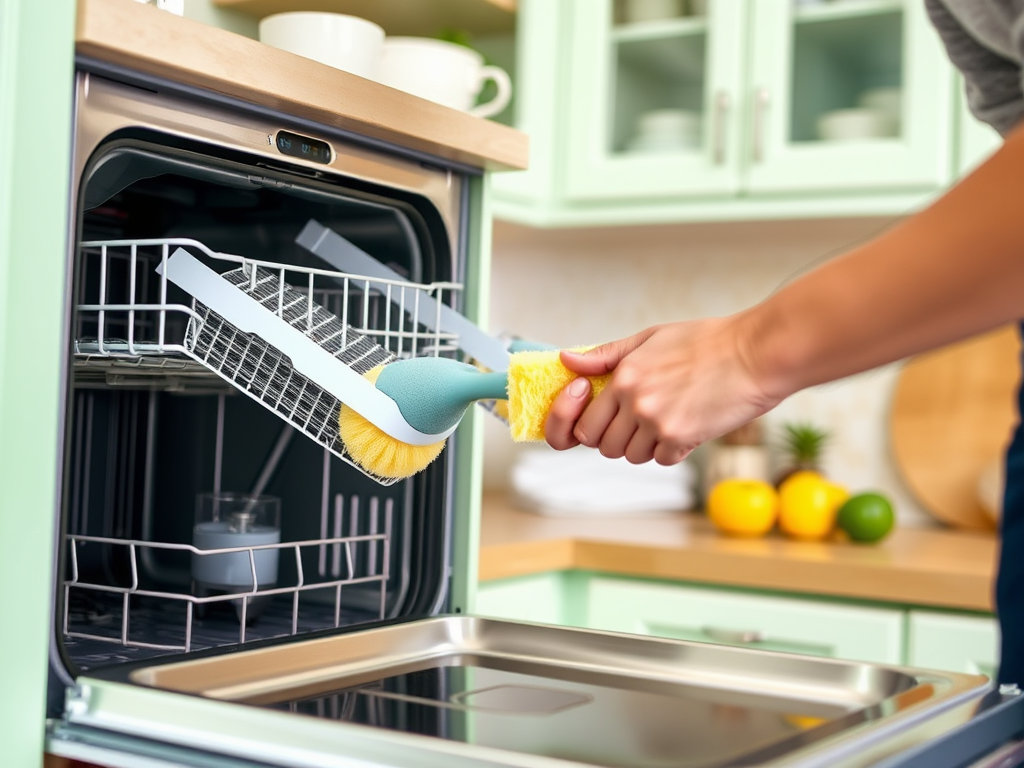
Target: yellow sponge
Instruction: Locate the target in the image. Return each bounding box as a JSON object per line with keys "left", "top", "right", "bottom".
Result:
{"left": 338, "top": 365, "right": 447, "bottom": 480}
{"left": 507, "top": 348, "right": 610, "bottom": 442}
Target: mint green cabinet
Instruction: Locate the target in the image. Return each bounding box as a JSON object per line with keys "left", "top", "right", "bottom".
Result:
{"left": 563, "top": 0, "right": 746, "bottom": 200}
{"left": 477, "top": 573, "right": 1003, "bottom": 672}
{"left": 475, "top": 572, "right": 570, "bottom": 624}
{"left": 494, "top": 0, "right": 964, "bottom": 225}
{"left": 0, "top": 0, "right": 76, "bottom": 764}
{"left": 745, "top": 0, "right": 953, "bottom": 193}
{"left": 485, "top": 0, "right": 567, "bottom": 210}
{"left": 907, "top": 611, "right": 999, "bottom": 678}
{"left": 585, "top": 577, "right": 905, "bottom": 664}
{"left": 477, "top": 573, "right": 905, "bottom": 665}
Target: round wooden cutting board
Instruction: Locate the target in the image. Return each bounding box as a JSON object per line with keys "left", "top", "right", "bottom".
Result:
{"left": 890, "top": 325, "right": 1021, "bottom": 531}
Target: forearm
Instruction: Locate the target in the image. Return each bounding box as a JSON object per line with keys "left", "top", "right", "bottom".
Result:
{"left": 743, "top": 123, "right": 1024, "bottom": 400}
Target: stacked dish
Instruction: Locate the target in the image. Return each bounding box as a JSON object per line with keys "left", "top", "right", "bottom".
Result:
{"left": 626, "top": 109, "right": 702, "bottom": 153}
{"left": 816, "top": 87, "right": 902, "bottom": 141}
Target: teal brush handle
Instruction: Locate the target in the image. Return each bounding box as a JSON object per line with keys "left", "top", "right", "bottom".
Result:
{"left": 374, "top": 357, "right": 508, "bottom": 436}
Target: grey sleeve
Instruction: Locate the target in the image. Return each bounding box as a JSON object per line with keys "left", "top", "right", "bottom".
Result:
{"left": 925, "top": 0, "right": 1023, "bottom": 136}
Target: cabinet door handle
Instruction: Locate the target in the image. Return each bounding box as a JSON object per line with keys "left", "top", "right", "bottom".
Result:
{"left": 712, "top": 90, "right": 730, "bottom": 165}
{"left": 752, "top": 87, "right": 770, "bottom": 163}
{"left": 702, "top": 626, "right": 767, "bottom": 645}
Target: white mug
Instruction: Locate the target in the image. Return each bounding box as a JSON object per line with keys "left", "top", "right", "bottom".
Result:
{"left": 377, "top": 37, "right": 513, "bottom": 119}
{"left": 259, "top": 12, "right": 384, "bottom": 80}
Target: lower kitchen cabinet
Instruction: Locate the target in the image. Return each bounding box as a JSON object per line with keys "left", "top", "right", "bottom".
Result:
{"left": 477, "top": 573, "right": 904, "bottom": 665}
{"left": 475, "top": 572, "right": 578, "bottom": 626}
{"left": 907, "top": 611, "right": 1000, "bottom": 678}
{"left": 585, "top": 577, "right": 904, "bottom": 665}
{"left": 478, "top": 573, "right": 1002, "bottom": 673}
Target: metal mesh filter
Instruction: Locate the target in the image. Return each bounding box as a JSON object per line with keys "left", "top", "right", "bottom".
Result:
{"left": 186, "top": 264, "right": 399, "bottom": 486}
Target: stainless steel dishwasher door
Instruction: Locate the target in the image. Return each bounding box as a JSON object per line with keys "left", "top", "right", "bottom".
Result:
{"left": 51, "top": 616, "right": 1020, "bottom": 768}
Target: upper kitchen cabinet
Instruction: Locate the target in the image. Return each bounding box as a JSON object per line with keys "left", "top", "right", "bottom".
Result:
{"left": 493, "top": 0, "right": 962, "bottom": 226}
{"left": 562, "top": 0, "right": 746, "bottom": 200}
{"left": 745, "top": 0, "right": 953, "bottom": 194}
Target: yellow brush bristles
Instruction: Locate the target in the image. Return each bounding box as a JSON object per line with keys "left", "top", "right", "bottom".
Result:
{"left": 507, "top": 348, "right": 610, "bottom": 442}
{"left": 338, "top": 365, "right": 447, "bottom": 480}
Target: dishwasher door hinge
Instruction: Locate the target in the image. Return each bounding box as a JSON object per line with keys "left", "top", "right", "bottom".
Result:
{"left": 64, "top": 683, "right": 93, "bottom": 719}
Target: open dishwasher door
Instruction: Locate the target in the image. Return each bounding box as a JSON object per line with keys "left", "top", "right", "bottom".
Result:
{"left": 50, "top": 616, "right": 1022, "bottom": 768}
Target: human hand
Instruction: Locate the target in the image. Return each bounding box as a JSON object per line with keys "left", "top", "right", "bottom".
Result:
{"left": 543, "top": 317, "right": 781, "bottom": 465}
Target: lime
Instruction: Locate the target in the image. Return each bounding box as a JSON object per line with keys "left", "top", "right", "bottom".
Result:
{"left": 837, "top": 492, "right": 895, "bottom": 543}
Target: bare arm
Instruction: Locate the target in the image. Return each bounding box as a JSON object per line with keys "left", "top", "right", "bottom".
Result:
{"left": 545, "top": 123, "right": 1024, "bottom": 463}
{"left": 746, "top": 121, "right": 1024, "bottom": 398}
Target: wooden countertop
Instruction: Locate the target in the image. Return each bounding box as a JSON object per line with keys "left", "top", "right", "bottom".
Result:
{"left": 75, "top": 0, "right": 528, "bottom": 172}
{"left": 479, "top": 493, "right": 999, "bottom": 612}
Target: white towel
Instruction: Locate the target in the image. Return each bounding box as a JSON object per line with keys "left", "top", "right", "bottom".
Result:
{"left": 511, "top": 447, "right": 695, "bottom": 517}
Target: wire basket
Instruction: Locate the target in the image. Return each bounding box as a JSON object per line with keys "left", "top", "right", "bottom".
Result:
{"left": 75, "top": 238, "right": 463, "bottom": 485}
{"left": 64, "top": 492, "right": 395, "bottom": 659}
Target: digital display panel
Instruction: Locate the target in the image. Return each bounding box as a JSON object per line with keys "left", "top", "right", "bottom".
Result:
{"left": 275, "top": 130, "right": 332, "bottom": 164}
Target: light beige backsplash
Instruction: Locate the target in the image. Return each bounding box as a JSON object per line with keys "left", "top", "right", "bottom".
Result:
{"left": 484, "top": 216, "right": 936, "bottom": 527}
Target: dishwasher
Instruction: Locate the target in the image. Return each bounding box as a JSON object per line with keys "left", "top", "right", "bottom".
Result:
{"left": 45, "top": 60, "right": 1024, "bottom": 768}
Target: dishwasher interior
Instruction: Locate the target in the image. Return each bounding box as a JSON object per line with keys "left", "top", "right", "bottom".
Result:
{"left": 56, "top": 130, "right": 462, "bottom": 686}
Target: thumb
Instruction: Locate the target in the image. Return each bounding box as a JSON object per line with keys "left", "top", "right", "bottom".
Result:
{"left": 560, "top": 331, "right": 652, "bottom": 376}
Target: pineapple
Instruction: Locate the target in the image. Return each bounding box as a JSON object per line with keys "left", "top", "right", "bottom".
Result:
{"left": 774, "top": 421, "right": 830, "bottom": 486}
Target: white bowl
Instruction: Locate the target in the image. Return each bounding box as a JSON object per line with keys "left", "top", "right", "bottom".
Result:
{"left": 816, "top": 108, "right": 898, "bottom": 141}
{"left": 858, "top": 87, "right": 903, "bottom": 118}
{"left": 259, "top": 12, "right": 384, "bottom": 79}
{"left": 626, "top": 133, "right": 701, "bottom": 153}
{"left": 636, "top": 108, "right": 702, "bottom": 138}
{"left": 623, "top": 0, "right": 685, "bottom": 23}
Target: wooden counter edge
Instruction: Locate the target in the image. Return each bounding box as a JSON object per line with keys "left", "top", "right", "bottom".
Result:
{"left": 478, "top": 538, "right": 579, "bottom": 582}
{"left": 76, "top": 0, "right": 528, "bottom": 172}
{"left": 480, "top": 537, "right": 995, "bottom": 612}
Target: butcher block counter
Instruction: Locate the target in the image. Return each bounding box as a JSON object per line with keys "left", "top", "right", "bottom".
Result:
{"left": 75, "top": 0, "right": 528, "bottom": 172}
{"left": 479, "top": 492, "right": 999, "bottom": 612}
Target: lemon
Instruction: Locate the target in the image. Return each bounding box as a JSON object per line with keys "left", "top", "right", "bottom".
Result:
{"left": 707, "top": 479, "right": 779, "bottom": 537}
{"left": 837, "top": 492, "right": 895, "bottom": 543}
{"left": 778, "top": 472, "right": 848, "bottom": 541}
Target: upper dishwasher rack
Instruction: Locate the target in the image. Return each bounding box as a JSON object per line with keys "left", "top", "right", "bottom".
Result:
{"left": 74, "top": 238, "right": 464, "bottom": 485}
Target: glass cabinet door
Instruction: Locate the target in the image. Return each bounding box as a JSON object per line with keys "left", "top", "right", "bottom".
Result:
{"left": 563, "top": 0, "right": 746, "bottom": 201}
{"left": 745, "top": 0, "right": 954, "bottom": 194}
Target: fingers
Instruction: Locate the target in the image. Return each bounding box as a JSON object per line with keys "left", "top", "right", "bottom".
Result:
{"left": 572, "top": 386, "right": 620, "bottom": 450}
{"left": 624, "top": 424, "right": 658, "bottom": 465}
{"left": 560, "top": 330, "right": 653, "bottom": 376}
{"left": 594, "top": 408, "right": 637, "bottom": 460}
{"left": 654, "top": 442, "right": 692, "bottom": 466}
{"left": 544, "top": 376, "right": 591, "bottom": 450}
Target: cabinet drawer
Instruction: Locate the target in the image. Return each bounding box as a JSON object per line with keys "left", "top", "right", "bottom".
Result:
{"left": 907, "top": 611, "right": 999, "bottom": 678}
{"left": 586, "top": 577, "right": 904, "bottom": 664}
{"left": 476, "top": 573, "right": 566, "bottom": 624}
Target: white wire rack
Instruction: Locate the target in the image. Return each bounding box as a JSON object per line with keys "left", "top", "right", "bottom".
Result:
{"left": 75, "top": 238, "right": 464, "bottom": 485}
{"left": 64, "top": 495, "right": 393, "bottom": 654}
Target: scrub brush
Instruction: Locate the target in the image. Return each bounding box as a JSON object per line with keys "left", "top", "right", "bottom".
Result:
{"left": 339, "top": 349, "right": 610, "bottom": 480}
